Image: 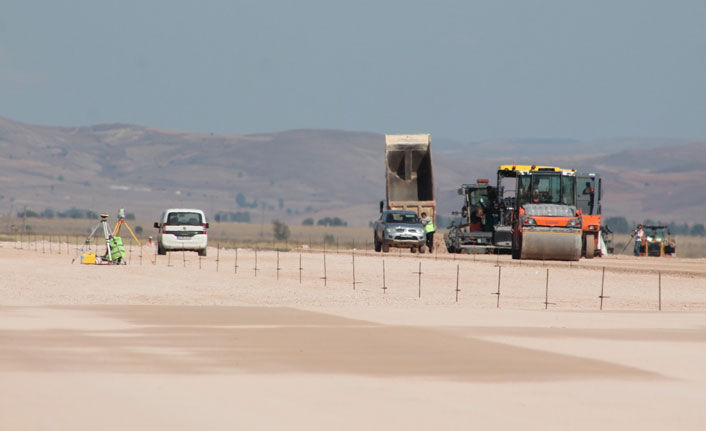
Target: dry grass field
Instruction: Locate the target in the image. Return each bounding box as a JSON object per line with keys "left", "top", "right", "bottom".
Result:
{"left": 5, "top": 216, "right": 706, "bottom": 257}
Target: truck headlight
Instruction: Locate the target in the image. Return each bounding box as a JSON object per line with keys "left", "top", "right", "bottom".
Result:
{"left": 522, "top": 216, "right": 536, "bottom": 226}
{"left": 566, "top": 217, "right": 582, "bottom": 228}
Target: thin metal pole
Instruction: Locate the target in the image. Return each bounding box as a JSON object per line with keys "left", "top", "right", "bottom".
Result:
{"left": 277, "top": 249, "right": 280, "bottom": 281}
{"left": 182, "top": 248, "right": 186, "bottom": 267}
{"left": 545, "top": 268, "right": 550, "bottom": 310}
{"left": 234, "top": 248, "right": 239, "bottom": 275}
{"left": 659, "top": 271, "right": 662, "bottom": 311}
{"left": 216, "top": 244, "right": 220, "bottom": 272}
{"left": 495, "top": 266, "right": 502, "bottom": 308}
{"left": 322, "top": 252, "right": 327, "bottom": 286}
{"left": 299, "top": 253, "right": 302, "bottom": 284}
{"left": 352, "top": 250, "right": 356, "bottom": 290}
{"left": 382, "top": 259, "right": 387, "bottom": 294}
{"left": 455, "top": 264, "right": 460, "bottom": 303}
{"left": 600, "top": 266, "right": 606, "bottom": 310}
{"left": 418, "top": 262, "right": 422, "bottom": 298}
{"left": 254, "top": 249, "right": 258, "bottom": 277}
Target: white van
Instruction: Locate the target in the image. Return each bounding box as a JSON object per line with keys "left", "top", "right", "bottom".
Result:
{"left": 153, "top": 208, "right": 209, "bottom": 256}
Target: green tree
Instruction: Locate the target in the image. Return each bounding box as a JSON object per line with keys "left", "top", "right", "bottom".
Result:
{"left": 272, "top": 219, "right": 291, "bottom": 241}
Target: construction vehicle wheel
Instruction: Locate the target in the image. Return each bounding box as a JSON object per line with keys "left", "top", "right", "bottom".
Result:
{"left": 382, "top": 243, "right": 390, "bottom": 253}
{"left": 418, "top": 245, "right": 425, "bottom": 254}
{"left": 584, "top": 235, "right": 595, "bottom": 259}
{"left": 157, "top": 244, "right": 166, "bottom": 255}
{"left": 374, "top": 236, "right": 382, "bottom": 252}
{"left": 198, "top": 248, "right": 207, "bottom": 257}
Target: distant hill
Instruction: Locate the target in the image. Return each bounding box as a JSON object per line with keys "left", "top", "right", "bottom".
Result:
{"left": 1, "top": 115, "right": 704, "bottom": 226}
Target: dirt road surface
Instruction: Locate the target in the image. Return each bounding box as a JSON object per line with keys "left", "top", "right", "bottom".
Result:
{"left": 2, "top": 242, "right": 705, "bottom": 430}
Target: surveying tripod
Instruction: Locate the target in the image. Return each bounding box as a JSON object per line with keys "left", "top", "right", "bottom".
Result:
{"left": 72, "top": 213, "right": 121, "bottom": 264}
{"left": 112, "top": 208, "right": 155, "bottom": 264}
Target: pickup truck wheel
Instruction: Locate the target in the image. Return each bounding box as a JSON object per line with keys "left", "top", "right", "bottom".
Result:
{"left": 382, "top": 243, "right": 390, "bottom": 253}
{"left": 418, "top": 245, "right": 425, "bottom": 254}
{"left": 410, "top": 247, "right": 417, "bottom": 253}
{"left": 374, "top": 236, "right": 382, "bottom": 252}
{"left": 157, "top": 244, "right": 166, "bottom": 256}
{"left": 198, "top": 248, "right": 207, "bottom": 257}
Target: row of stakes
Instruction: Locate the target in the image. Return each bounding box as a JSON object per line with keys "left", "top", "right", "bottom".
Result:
{"left": 14, "top": 235, "right": 667, "bottom": 311}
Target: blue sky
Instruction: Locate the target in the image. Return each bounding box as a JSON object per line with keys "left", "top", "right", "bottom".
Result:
{"left": 1, "top": 0, "right": 705, "bottom": 140}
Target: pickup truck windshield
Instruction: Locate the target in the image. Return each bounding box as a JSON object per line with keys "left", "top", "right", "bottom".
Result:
{"left": 386, "top": 213, "right": 420, "bottom": 224}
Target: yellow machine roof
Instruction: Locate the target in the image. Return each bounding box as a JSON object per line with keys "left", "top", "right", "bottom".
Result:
{"left": 497, "top": 165, "right": 576, "bottom": 173}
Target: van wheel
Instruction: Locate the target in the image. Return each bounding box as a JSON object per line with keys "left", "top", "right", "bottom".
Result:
{"left": 198, "top": 248, "right": 207, "bottom": 257}
{"left": 157, "top": 244, "right": 166, "bottom": 256}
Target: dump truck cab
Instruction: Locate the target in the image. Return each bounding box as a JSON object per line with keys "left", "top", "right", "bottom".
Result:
{"left": 502, "top": 165, "right": 582, "bottom": 261}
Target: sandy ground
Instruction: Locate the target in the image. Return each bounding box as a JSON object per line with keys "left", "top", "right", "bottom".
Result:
{"left": 1, "top": 241, "right": 706, "bottom": 430}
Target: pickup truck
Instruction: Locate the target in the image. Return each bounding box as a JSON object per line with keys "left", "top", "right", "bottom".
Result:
{"left": 373, "top": 209, "right": 427, "bottom": 253}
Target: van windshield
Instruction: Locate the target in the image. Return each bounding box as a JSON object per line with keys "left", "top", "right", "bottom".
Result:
{"left": 166, "top": 212, "right": 203, "bottom": 226}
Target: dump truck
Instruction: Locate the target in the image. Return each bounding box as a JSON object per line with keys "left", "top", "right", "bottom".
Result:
{"left": 383, "top": 134, "right": 435, "bottom": 222}
{"left": 506, "top": 165, "right": 583, "bottom": 261}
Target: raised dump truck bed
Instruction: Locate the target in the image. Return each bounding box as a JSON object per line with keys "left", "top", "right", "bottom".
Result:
{"left": 384, "top": 134, "right": 435, "bottom": 221}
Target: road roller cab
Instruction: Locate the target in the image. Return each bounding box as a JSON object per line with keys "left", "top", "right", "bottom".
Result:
{"left": 576, "top": 173, "right": 602, "bottom": 258}
{"left": 503, "top": 166, "right": 582, "bottom": 261}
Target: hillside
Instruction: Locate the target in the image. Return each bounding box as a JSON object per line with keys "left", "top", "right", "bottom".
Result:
{"left": 1, "top": 116, "right": 704, "bottom": 227}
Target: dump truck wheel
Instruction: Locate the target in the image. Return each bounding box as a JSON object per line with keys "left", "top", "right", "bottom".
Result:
{"left": 382, "top": 243, "right": 390, "bottom": 253}
{"left": 584, "top": 235, "right": 595, "bottom": 259}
